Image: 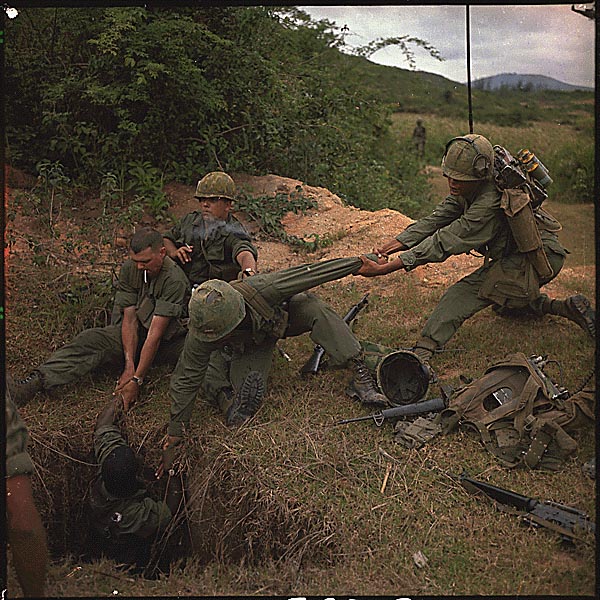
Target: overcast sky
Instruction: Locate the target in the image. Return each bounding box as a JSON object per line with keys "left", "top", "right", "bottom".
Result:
{"left": 299, "top": 5, "right": 595, "bottom": 88}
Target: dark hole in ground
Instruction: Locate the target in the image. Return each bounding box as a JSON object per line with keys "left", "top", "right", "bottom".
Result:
{"left": 26, "top": 430, "right": 339, "bottom": 576}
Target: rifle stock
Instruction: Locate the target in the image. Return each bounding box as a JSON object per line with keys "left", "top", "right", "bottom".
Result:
{"left": 300, "top": 293, "right": 370, "bottom": 376}
{"left": 335, "top": 396, "right": 446, "bottom": 426}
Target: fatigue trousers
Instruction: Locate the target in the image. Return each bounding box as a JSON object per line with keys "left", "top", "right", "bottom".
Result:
{"left": 38, "top": 324, "right": 186, "bottom": 388}
{"left": 421, "top": 244, "right": 566, "bottom": 349}
{"left": 203, "top": 292, "right": 361, "bottom": 413}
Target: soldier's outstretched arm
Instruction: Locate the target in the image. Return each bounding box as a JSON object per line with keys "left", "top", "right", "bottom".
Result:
{"left": 117, "top": 314, "right": 172, "bottom": 410}
{"left": 374, "top": 238, "right": 408, "bottom": 257}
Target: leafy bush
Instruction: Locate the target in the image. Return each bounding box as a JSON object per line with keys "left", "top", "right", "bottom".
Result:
{"left": 5, "top": 6, "right": 436, "bottom": 212}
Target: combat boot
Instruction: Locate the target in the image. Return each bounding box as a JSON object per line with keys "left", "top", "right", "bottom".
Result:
{"left": 543, "top": 294, "right": 595, "bottom": 338}
{"left": 226, "top": 371, "right": 266, "bottom": 427}
{"left": 412, "top": 337, "right": 437, "bottom": 384}
{"left": 347, "top": 356, "right": 389, "bottom": 407}
{"left": 8, "top": 371, "right": 44, "bottom": 407}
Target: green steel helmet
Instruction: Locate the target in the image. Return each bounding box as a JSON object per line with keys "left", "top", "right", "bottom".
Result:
{"left": 188, "top": 279, "right": 246, "bottom": 342}
{"left": 194, "top": 171, "right": 236, "bottom": 201}
{"left": 441, "top": 133, "right": 494, "bottom": 181}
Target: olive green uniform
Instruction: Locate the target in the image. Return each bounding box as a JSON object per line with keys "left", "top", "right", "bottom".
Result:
{"left": 6, "top": 391, "right": 35, "bottom": 478}
{"left": 412, "top": 123, "right": 426, "bottom": 157}
{"left": 38, "top": 256, "right": 190, "bottom": 388}
{"left": 164, "top": 213, "right": 258, "bottom": 284}
{"left": 89, "top": 424, "right": 172, "bottom": 542}
{"left": 168, "top": 257, "right": 363, "bottom": 436}
{"left": 396, "top": 180, "right": 566, "bottom": 348}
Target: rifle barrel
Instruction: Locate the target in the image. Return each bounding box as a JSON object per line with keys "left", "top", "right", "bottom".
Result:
{"left": 336, "top": 397, "right": 445, "bottom": 427}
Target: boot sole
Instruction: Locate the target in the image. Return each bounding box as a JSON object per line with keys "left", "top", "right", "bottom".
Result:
{"left": 570, "top": 294, "right": 596, "bottom": 338}
{"left": 226, "top": 371, "right": 266, "bottom": 426}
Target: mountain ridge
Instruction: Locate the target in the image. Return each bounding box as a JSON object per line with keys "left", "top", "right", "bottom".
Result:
{"left": 472, "top": 72, "right": 592, "bottom": 92}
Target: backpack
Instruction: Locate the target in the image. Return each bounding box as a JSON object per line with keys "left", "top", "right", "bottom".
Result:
{"left": 438, "top": 352, "right": 594, "bottom": 471}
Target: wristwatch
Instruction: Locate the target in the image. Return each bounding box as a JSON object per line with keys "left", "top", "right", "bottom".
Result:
{"left": 242, "top": 268, "right": 256, "bottom": 277}
{"left": 131, "top": 375, "right": 144, "bottom": 386}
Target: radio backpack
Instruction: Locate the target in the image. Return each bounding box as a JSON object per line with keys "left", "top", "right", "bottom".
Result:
{"left": 438, "top": 352, "right": 594, "bottom": 471}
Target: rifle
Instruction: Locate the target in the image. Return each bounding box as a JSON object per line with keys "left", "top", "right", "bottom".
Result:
{"left": 451, "top": 472, "right": 595, "bottom": 543}
{"left": 335, "top": 396, "right": 446, "bottom": 427}
{"left": 300, "top": 292, "right": 370, "bottom": 376}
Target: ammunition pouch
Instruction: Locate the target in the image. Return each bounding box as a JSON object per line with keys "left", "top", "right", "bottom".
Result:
{"left": 500, "top": 188, "right": 553, "bottom": 279}
{"left": 479, "top": 255, "right": 540, "bottom": 308}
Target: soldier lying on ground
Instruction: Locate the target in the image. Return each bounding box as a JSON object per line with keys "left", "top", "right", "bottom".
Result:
{"left": 356, "top": 133, "right": 595, "bottom": 368}
{"left": 162, "top": 171, "right": 258, "bottom": 285}
{"left": 10, "top": 228, "right": 190, "bottom": 410}
{"left": 157, "top": 257, "right": 389, "bottom": 470}
{"left": 88, "top": 397, "right": 185, "bottom": 573}
{"left": 5, "top": 386, "right": 49, "bottom": 597}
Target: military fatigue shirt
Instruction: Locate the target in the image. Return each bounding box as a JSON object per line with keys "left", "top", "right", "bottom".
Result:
{"left": 5, "top": 391, "right": 34, "bottom": 478}
{"left": 90, "top": 425, "right": 172, "bottom": 541}
{"left": 164, "top": 213, "right": 257, "bottom": 284}
{"left": 168, "top": 257, "right": 362, "bottom": 436}
{"left": 397, "top": 180, "right": 510, "bottom": 270}
{"left": 113, "top": 255, "right": 190, "bottom": 338}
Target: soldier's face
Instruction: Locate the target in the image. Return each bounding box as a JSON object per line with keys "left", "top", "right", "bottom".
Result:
{"left": 198, "top": 197, "right": 232, "bottom": 221}
{"left": 130, "top": 245, "right": 166, "bottom": 279}
{"left": 446, "top": 177, "right": 481, "bottom": 198}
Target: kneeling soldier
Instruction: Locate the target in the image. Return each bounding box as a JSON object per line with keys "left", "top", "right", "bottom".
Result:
{"left": 161, "top": 256, "right": 389, "bottom": 460}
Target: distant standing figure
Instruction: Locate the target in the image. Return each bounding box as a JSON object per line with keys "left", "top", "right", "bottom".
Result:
{"left": 412, "top": 119, "right": 426, "bottom": 159}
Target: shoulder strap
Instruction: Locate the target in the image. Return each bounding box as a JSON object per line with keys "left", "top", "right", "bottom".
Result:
{"left": 230, "top": 280, "right": 275, "bottom": 321}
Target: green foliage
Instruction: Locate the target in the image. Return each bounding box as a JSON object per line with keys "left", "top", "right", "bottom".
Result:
{"left": 549, "top": 141, "right": 594, "bottom": 203}
{"left": 5, "top": 6, "right": 592, "bottom": 215}
{"left": 125, "top": 160, "right": 168, "bottom": 218}
{"left": 236, "top": 187, "right": 332, "bottom": 251}
{"left": 5, "top": 6, "right": 439, "bottom": 213}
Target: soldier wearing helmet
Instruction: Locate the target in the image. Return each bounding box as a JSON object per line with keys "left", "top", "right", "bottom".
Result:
{"left": 163, "top": 171, "right": 258, "bottom": 285}
{"left": 356, "top": 133, "right": 595, "bottom": 367}
{"left": 159, "top": 257, "right": 391, "bottom": 460}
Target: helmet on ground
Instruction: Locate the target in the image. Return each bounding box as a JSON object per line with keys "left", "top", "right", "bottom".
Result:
{"left": 441, "top": 133, "right": 494, "bottom": 181}
{"left": 194, "top": 171, "right": 236, "bottom": 201}
{"left": 376, "top": 350, "right": 431, "bottom": 406}
{"left": 188, "top": 279, "right": 246, "bottom": 342}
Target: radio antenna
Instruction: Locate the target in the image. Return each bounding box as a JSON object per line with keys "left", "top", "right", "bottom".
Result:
{"left": 465, "top": 5, "right": 474, "bottom": 133}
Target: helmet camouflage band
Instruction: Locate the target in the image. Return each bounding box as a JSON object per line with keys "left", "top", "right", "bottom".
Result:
{"left": 188, "top": 279, "right": 246, "bottom": 342}
{"left": 441, "top": 133, "right": 494, "bottom": 181}
{"left": 194, "top": 171, "right": 236, "bottom": 201}
{"left": 376, "top": 350, "right": 431, "bottom": 406}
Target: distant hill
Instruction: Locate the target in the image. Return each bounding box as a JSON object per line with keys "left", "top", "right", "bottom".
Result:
{"left": 472, "top": 73, "right": 592, "bottom": 92}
